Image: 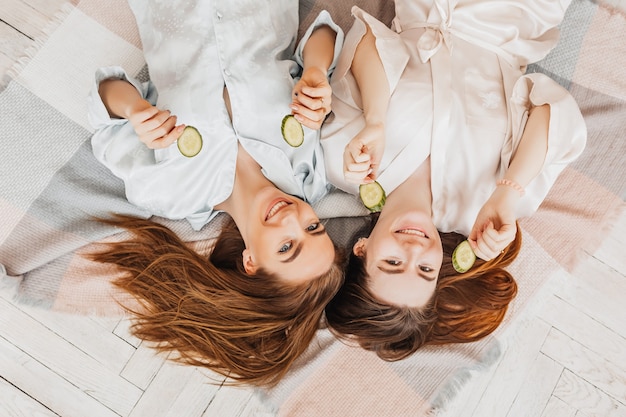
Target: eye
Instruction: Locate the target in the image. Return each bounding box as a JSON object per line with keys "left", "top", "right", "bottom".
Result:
{"left": 279, "top": 241, "right": 293, "bottom": 253}
{"left": 306, "top": 222, "right": 320, "bottom": 232}
{"left": 420, "top": 265, "right": 434, "bottom": 273}
{"left": 385, "top": 259, "right": 401, "bottom": 266}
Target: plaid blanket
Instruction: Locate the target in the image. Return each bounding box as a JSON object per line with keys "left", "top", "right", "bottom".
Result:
{"left": 1, "top": 0, "right": 624, "bottom": 415}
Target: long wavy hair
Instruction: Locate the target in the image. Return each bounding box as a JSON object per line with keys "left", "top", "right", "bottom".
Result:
{"left": 90, "top": 214, "right": 344, "bottom": 386}
{"left": 325, "top": 215, "right": 519, "bottom": 361}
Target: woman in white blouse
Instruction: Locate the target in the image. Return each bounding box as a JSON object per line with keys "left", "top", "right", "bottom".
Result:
{"left": 322, "top": 0, "right": 586, "bottom": 360}
{"left": 87, "top": 0, "right": 345, "bottom": 386}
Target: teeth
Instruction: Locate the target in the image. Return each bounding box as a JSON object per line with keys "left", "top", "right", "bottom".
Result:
{"left": 396, "top": 229, "right": 426, "bottom": 237}
{"left": 267, "top": 201, "right": 289, "bottom": 220}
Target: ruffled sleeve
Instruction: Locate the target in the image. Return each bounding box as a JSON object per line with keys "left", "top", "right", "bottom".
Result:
{"left": 295, "top": 10, "right": 345, "bottom": 77}
{"left": 333, "top": 6, "right": 409, "bottom": 103}
{"left": 502, "top": 72, "right": 587, "bottom": 216}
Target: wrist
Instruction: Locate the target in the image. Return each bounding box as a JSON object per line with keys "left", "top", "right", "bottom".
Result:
{"left": 491, "top": 183, "right": 522, "bottom": 208}
{"left": 124, "top": 98, "right": 151, "bottom": 119}
{"left": 303, "top": 64, "right": 329, "bottom": 76}
{"left": 496, "top": 178, "right": 525, "bottom": 197}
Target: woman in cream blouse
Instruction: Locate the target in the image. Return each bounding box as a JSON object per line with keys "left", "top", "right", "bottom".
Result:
{"left": 322, "top": 0, "right": 586, "bottom": 360}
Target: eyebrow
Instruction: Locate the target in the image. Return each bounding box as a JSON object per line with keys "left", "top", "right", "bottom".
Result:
{"left": 280, "top": 228, "right": 327, "bottom": 263}
{"left": 281, "top": 242, "right": 303, "bottom": 263}
{"left": 377, "top": 266, "right": 437, "bottom": 282}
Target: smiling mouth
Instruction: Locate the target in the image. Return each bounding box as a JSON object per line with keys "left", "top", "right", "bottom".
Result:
{"left": 395, "top": 228, "right": 429, "bottom": 238}
{"left": 265, "top": 200, "right": 291, "bottom": 221}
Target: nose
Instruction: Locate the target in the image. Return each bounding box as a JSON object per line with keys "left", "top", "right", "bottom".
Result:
{"left": 395, "top": 235, "right": 431, "bottom": 262}
{"left": 277, "top": 204, "right": 305, "bottom": 229}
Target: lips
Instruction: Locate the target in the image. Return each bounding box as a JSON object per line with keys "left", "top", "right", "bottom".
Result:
{"left": 265, "top": 199, "right": 290, "bottom": 221}
{"left": 395, "top": 228, "right": 428, "bottom": 238}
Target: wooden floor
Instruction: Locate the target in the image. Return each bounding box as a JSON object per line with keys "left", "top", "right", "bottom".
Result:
{"left": 2, "top": 2, "right": 626, "bottom": 416}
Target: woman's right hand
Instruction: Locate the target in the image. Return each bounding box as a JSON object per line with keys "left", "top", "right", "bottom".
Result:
{"left": 468, "top": 186, "right": 520, "bottom": 261}
{"left": 343, "top": 123, "right": 385, "bottom": 184}
{"left": 128, "top": 101, "right": 184, "bottom": 149}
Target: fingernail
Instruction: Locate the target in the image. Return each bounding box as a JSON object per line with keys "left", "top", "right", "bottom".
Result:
{"left": 294, "top": 114, "right": 303, "bottom": 122}
{"left": 291, "top": 104, "right": 299, "bottom": 111}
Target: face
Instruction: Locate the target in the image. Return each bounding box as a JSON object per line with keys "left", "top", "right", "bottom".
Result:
{"left": 242, "top": 187, "right": 335, "bottom": 284}
{"left": 355, "top": 210, "right": 443, "bottom": 308}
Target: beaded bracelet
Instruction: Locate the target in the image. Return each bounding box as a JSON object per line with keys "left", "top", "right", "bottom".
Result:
{"left": 496, "top": 178, "right": 525, "bottom": 197}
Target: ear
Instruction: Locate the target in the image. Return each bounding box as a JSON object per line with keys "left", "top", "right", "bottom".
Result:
{"left": 242, "top": 248, "right": 258, "bottom": 275}
{"left": 353, "top": 237, "right": 368, "bottom": 258}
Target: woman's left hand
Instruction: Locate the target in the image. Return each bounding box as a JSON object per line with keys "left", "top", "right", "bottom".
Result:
{"left": 291, "top": 66, "right": 331, "bottom": 130}
{"left": 468, "top": 187, "right": 519, "bottom": 261}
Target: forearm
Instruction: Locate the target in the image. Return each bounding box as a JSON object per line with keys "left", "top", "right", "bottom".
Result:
{"left": 503, "top": 104, "right": 550, "bottom": 188}
{"left": 98, "top": 79, "right": 151, "bottom": 119}
{"left": 351, "top": 25, "right": 389, "bottom": 126}
{"left": 302, "top": 25, "right": 336, "bottom": 74}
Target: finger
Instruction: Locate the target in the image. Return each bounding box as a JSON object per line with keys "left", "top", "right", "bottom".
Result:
{"left": 473, "top": 234, "right": 497, "bottom": 261}
{"left": 137, "top": 110, "right": 172, "bottom": 135}
{"left": 345, "top": 161, "right": 372, "bottom": 173}
{"left": 346, "top": 143, "right": 370, "bottom": 164}
{"left": 141, "top": 116, "right": 178, "bottom": 148}
{"left": 368, "top": 162, "right": 381, "bottom": 180}
{"left": 344, "top": 170, "right": 369, "bottom": 184}
{"left": 479, "top": 223, "right": 499, "bottom": 253}
{"left": 498, "top": 222, "right": 517, "bottom": 242}
{"left": 301, "top": 87, "right": 331, "bottom": 110}
{"left": 301, "top": 85, "right": 330, "bottom": 98}
{"left": 131, "top": 106, "right": 160, "bottom": 125}
{"left": 292, "top": 107, "right": 325, "bottom": 127}
{"left": 294, "top": 92, "right": 325, "bottom": 112}
{"left": 473, "top": 245, "right": 494, "bottom": 262}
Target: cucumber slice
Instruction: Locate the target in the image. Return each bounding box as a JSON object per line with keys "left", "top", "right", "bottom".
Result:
{"left": 452, "top": 240, "right": 476, "bottom": 273}
{"left": 359, "top": 181, "right": 386, "bottom": 213}
{"left": 177, "top": 126, "right": 203, "bottom": 158}
{"left": 281, "top": 115, "right": 304, "bottom": 147}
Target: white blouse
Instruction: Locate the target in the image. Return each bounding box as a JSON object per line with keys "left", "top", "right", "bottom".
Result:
{"left": 88, "top": 0, "right": 343, "bottom": 230}
{"left": 322, "top": 0, "right": 586, "bottom": 236}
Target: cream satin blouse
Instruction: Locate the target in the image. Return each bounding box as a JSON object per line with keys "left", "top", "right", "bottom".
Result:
{"left": 322, "top": 0, "right": 586, "bottom": 235}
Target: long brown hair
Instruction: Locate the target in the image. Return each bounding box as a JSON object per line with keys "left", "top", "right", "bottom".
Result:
{"left": 90, "top": 214, "right": 344, "bottom": 386}
{"left": 325, "top": 217, "right": 520, "bottom": 361}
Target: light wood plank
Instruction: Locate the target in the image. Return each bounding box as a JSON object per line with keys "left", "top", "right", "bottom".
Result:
{"left": 0, "top": 0, "right": 57, "bottom": 39}
{"left": 553, "top": 256, "right": 626, "bottom": 337}
{"left": 4, "top": 303, "right": 136, "bottom": 374}
{"left": 0, "top": 378, "right": 59, "bottom": 417}
{"left": 0, "top": 336, "right": 120, "bottom": 417}
{"left": 553, "top": 369, "right": 626, "bottom": 417}
{"left": 120, "top": 342, "right": 168, "bottom": 390}
{"left": 0, "top": 20, "right": 30, "bottom": 60}
{"left": 468, "top": 318, "right": 552, "bottom": 417}
{"left": 114, "top": 316, "right": 142, "bottom": 348}
{"left": 87, "top": 315, "right": 123, "bottom": 333}
{"left": 19, "top": 0, "right": 75, "bottom": 18}
{"left": 540, "top": 396, "right": 577, "bottom": 417}
{"left": 159, "top": 369, "right": 222, "bottom": 417}
{"left": 506, "top": 353, "right": 563, "bottom": 417}
{"left": 238, "top": 396, "right": 276, "bottom": 417}
{"left": 203, "top": 385, "right": 256, "bottom": 417}
{"left": 538, "top": 293, "right": 626, "bottom": 368}
{"left": 0, "top": 297, "right": 143, "bottom": 416}
{"left": 128, "top": 361, "right": 221, "bottom": 417}
{"left": 541, "top": 328, "right": 626, "bottom": 403}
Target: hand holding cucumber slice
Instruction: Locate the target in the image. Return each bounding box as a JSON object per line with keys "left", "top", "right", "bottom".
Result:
{"left": 177, "top": 126, "right": 203, "bottom": 157}
{"left": 281, "top": 115, "right": 304, "bottom": 147}
{"left": 452, "top": 240, "right": 476, "bottom": 273}
{"left": 359, "top": 181, "right": 386, "bottom": 213}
